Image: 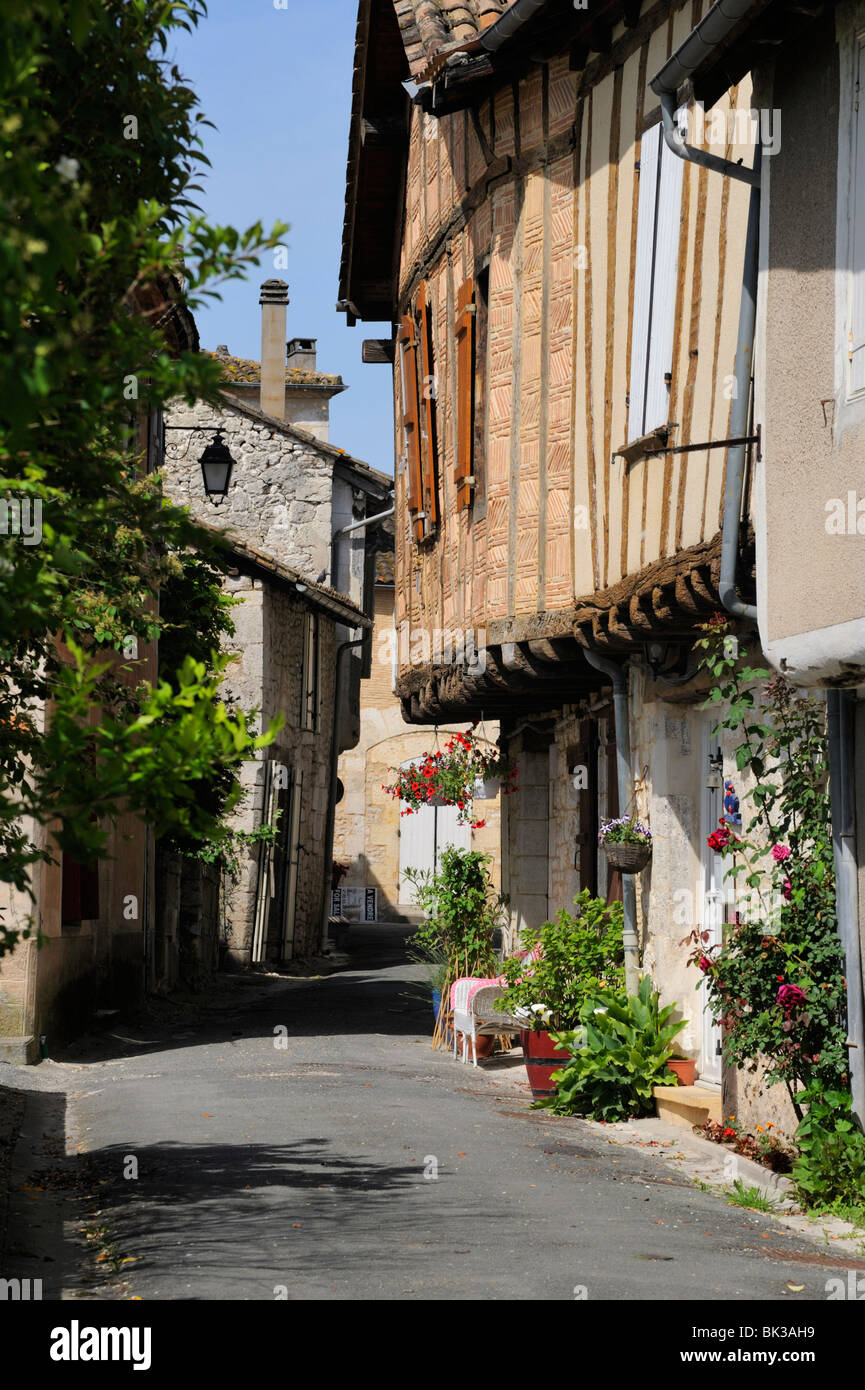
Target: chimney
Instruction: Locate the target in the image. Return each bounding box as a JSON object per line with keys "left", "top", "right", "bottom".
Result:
{"left": 286, "top": 337, "right": 318, "bottom": 373}
{"left": 259, "top": 279, "right": 289, "bottom": 418}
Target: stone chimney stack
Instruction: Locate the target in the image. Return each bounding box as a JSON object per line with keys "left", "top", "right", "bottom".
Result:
{"left": 286, "top": 337, "right": 318, "bottom": 372}
{"left": 259, "top": 279, "right": 289, "bottom": 419}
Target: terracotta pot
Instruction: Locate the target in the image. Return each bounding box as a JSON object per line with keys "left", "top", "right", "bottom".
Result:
{"left": 602, "top": 841, "right": 652, "bottom": 873}
{"left": 667, "top": 1057, "right": 696, "bottom": 1086}
{"left": 457, "top": 1031, "right": 494, "bottom": 1061}
{"left": 521, "top": 1028, "right": 571, "bottom": 1098}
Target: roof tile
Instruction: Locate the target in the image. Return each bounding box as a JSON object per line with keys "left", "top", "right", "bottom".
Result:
{"left": 394, "top": 0, "right": 518, "bottom": 76}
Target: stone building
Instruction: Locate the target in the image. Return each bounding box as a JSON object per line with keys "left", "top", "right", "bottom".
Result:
{"left": 340, "top": 0, "right": 786, "bottom": 1129}
{"left": 162, "top": 281, "right": 392, "bottom": 968}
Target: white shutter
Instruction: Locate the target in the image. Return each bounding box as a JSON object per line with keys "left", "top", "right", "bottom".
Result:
{"left": 628, "top": 123, "right": 684, "bottom": 440}
{"left": 628, "top": 122, "right": 661, "bottom": 442}
{"left": 851, "top": 41, "right": 865, "bottom": 392}
{"left": 645, "top": 136, "right": 684, "bottom": 432}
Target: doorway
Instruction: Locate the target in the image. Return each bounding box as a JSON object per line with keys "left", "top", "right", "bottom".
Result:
{"left": 397, "top": 759, "right": 470, "bottom": 904}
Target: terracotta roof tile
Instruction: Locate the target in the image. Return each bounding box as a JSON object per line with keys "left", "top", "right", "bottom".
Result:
{"left": 394, "top": 0, "right": 517, "bottom": 75}
{"left": 207, "top": 347, "right": 344, "bottom": 391}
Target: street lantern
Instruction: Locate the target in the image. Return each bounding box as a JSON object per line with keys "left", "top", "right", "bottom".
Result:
{"left": 198, "top": 430, "right": 234, "bottom": 505}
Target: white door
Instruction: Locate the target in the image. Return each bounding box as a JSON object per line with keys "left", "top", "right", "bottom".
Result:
{"left": 699, "top": 722, "right": 725, "bottom": 1084}
{"left": 397, "top": 760, "right": 470, "bottom": 903}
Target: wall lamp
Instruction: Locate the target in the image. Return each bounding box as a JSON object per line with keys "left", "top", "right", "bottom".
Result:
{"left": 198, "top": 430, "right": 235, "bottom": 506}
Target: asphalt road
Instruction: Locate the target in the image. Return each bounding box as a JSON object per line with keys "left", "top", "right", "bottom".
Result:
{"left": 5, "top": 926, "right": 860, "bottom": 1301}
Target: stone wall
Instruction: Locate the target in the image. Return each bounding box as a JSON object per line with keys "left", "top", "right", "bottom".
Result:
{"left": 164, "top": 398, "right": 334, "bottom": 583}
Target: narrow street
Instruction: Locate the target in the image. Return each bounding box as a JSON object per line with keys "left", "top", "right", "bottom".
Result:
{"left": 2, "top": 928, "right": 856, "bottom": 1302}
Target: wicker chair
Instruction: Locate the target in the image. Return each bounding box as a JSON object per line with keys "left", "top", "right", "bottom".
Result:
{"left": 452, "top": 982, "right": 524, "bottom": 1067}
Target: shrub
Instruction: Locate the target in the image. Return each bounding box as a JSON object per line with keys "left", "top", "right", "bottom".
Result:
{"left": 535, "top": 976, "right": 686, "bottom": 1121}
{"left": 494, "top": 890, "right": 624, "bottom": 1031}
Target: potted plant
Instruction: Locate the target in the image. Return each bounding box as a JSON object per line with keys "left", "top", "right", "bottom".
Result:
{"left": 598, "top": 814, "right": 653, "bottom": 873}
{"left": 494, "top": 891, "right": 625, "bottom": 1098}
{"left": 384, "top": 729, "right": 517, "bottom": 826}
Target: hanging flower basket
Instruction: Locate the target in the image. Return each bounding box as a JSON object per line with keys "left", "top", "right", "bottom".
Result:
{"left": 599, "top": 815, "right": 652, "bottom": 874}
{"left": 382, "top": 727, "right": 517, "bottom": 825}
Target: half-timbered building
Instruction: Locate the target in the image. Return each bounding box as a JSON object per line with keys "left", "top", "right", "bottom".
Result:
{"left": 341, "top": 0, "right": 788, "bottom": 1124}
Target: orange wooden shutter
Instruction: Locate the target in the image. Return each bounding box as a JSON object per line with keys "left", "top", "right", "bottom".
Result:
{"left": 455, "top": 277, "right": 475, "bottom": 510}
{"left": 417, "top": 282, "right": 438, "bottom": 530}
{"left": 398, "top": 314, "right": 424, "bottom": 541}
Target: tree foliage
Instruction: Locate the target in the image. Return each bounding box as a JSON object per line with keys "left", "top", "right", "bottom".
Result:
{"left": 0, "top": 1, "right": 286, "bottom": 952}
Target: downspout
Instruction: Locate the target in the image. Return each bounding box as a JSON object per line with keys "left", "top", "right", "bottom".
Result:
{"left": 583, "top": 650, "right": 640, "bottom": 997}
{"left": 319, "top": 632, "right": 367, "bottom": 954}
{"left": 827, "top": 691, "right": 865, "bottom": 1130}
{"left": 651, "top": 2, "right": 761, "bottom": 622}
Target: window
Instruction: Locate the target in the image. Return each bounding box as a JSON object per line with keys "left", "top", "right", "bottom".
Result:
{"left": 397, "top": 284, "right": 439, "bottom": 540}
{"left": 627, "top": 121, "right": 684, "bottom": 442}
{"left": 850, "top": 38, "right": 865, "bottom": 393}
{"left": 61, "top": 854, "right": 100, "bottom": 926}
{"left": 300, "top": 610, "right": 320, "bottom": 732}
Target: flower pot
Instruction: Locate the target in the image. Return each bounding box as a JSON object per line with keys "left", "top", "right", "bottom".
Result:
{"left": 457, "top": 1031, "right": 494, "bottom": 1061}
{"left": 521, "top": 1028, "right": 571, "bottom": 1098}
{"left": 602, "top": 841, "right": 652, "bottom": 874}
{"left": 666, "top": 1057, "right": 696, "bottom": 1086}
{"left": 472, "top": 776, "right": 501, "bottom": 800}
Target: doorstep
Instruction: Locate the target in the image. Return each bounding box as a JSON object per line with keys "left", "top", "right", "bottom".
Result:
{"left": 652, "top": 1083, "right": 722, "bottom": 1128}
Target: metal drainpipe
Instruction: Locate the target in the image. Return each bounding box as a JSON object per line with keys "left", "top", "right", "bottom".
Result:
{"left": 583, "top": 650, "right": 641, "bottom": 996}
{"left": 319, "top": 632, "right": 367, "bottom": 954}
{"left": 827, "top": 690, "right": 865, "bottom": 1130}
{"left": 655, "top": 87, "right": 760, "bottom": 621}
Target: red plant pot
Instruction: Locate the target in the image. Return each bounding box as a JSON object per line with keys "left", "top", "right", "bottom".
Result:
{"left": 521, "top": 1029, "right": 571, "bottom": 1098}
{"left": 667, "top": 1058, "right": 696, "bottom": 1086}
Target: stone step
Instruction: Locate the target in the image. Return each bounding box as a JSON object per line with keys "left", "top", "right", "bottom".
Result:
{"left": 652, "top": 1084, "right": 723, "bottom": 1129}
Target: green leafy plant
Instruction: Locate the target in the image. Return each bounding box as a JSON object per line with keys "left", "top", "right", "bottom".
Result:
{"left": 407, "top": 847, "right": 505, "bottom": 1047}
{"left": 494, "top": 890, "right": 624, "bottom": 1031}
{"left": 535, "top": 975, "right": 686, "bottom": 1121}
{"left": 726, "top": 1179, "right": 778, "bottom": 1213}
{"left": 791, "top": 1084, "right": 865, "bottom": 1210}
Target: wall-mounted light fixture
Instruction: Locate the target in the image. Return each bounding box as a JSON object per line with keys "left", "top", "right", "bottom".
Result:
{"left": 706, "top": 747, "right": 723, "bottom": 791}
{"left": 198, "top": 430, "right": 234, "bottom": 505}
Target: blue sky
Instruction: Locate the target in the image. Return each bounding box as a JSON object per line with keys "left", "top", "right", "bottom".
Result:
{"left": 170, "top": 0, "right": 394, "bottom": 474}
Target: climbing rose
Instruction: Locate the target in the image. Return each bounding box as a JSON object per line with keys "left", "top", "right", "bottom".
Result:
{"left": 707, "top": 823, "right": 731, "bottom": 852}
{"left": 777, "top": 982, "right": 806, "bottom": 1011}
{"left": 771, "top": 844, "right": 791, "bottom": 862}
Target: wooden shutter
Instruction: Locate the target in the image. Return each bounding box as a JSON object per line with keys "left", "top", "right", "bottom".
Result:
{"left": 417, "top": 282, "right": 438, "bottom": 530}
{"left": 852, "top": 40, "right": 865, "bottom": 392}
{"left": 455, "top": 277, "right": 475, "bottom": 510}
{"left": 628, "top": 123, "right": 683, "bottom": 441}
{"left": 398, "top": 315, "right": 424, "bottom": 541}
